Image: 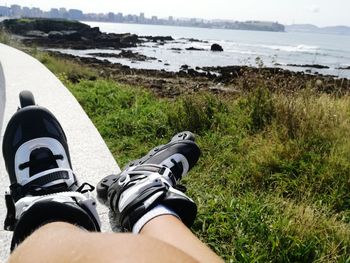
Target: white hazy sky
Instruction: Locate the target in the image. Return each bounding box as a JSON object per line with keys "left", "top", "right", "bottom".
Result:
{"left": 1, "top": 0, "right": 349, "bottom": 27}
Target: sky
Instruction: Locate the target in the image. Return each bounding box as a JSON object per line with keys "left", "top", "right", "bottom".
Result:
{"left": 1, "top": 0, "right": 349, "bottom": 27}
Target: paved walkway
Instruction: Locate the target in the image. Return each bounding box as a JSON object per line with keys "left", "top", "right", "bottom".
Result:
{"left": 0, "top": 44, "right": 121, "bottom": 261}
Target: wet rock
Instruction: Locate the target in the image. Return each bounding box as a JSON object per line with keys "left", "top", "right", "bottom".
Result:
{"left": 48, "top": 30, "right": 82, "bottom": 41}
{"left": 87, "top": 50, "right": 156, "bottom": 61}
{"left": 180, "top": 64, "right": 190, "bottom": 70}
{"left": 336, "top": 66, "right": 350, "bottom": 70}
{"left": 211, "top": 43, "right": 224, "bottom": 52}
{"left": 119, "top": 33, "right": 139, "bottom": 45}
{"left": 79, "top": 27, "right": 101, "bottom": 39}
{"left": 287, "top": 64, "right": 329, "bottom": 69}
{"left": 142, "top": 35, "right": 174, "bottom": 42}
{"left": 25, "top": 30, "right": 48, "bottom": 38}
{"left": 185, "top": 47, "right": 205, "bottom": 51}
{"left": 181, "top": 38, "right": 208, "bottom": 43}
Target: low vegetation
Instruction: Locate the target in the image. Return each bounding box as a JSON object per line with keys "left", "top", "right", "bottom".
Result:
{"left": 64, "top": 77, "right": 350, "bottom": 262}
{"left": 2, "top": 31, "right": 350, "bottom": 262}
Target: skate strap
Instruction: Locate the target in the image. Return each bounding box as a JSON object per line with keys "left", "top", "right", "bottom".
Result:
{"left": 22, "top": 170, "right": 69, "bottom": 190}
{"left": 10, "top": 169, "right": 75, "bottom": 198}
{"left": 18, "top": 154, "right": 63, "bottom": 170}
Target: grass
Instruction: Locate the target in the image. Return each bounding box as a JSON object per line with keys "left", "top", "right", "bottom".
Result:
{"left": 64, "top": 79, "right": 350, "bottom": 262}
{"left": 2, "top": 33, "right": 350, "bottom": 261}
{"left": 33, "top": 51, "right": 98, "bottom": 83}
{"left": 0, "top": 27, "right": 23, "bottom": 49}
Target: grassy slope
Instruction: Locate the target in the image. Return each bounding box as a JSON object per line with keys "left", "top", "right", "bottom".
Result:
{"left": 3, "top": 38, "right": 349, "bottom": 262}
{"left": 64, "top": 80, "right": 350, "bottom": 262}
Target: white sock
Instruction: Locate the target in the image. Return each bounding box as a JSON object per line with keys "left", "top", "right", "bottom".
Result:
{"left": 132, "top": 204, "right": 179, "bottom": 234}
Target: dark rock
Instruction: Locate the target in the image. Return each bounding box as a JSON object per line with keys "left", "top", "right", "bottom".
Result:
{"left": 169, "top": 48, "right": 182, "bottom": 51}
{"left": 211, "top": 43, "right": 224, "bottom": 52}
{"left": 287, "top": 64, "right": 329, "bottom": 69}
{"left": 336, "top": 66, "right": 350, "bottom": 70}
{"left": 185, "top": 47, "right": 205, "bottom": 51}
{"left": 120, "top": 33, "right": 139, "bottom": 45}
{"left": 25, "top": 30, "right": 48, "bottom": 38}
{"left": 0, "top": 18, "right": 143, "bottom": 49}
{"left": 48, "top": 30, "right": 82, "bottom": 41}
{"left": 181, "top": 38, "right": 208, "bottom": 43}
{"left": 180, "top": 64, "right": 189, "bottom": 70}
{"left": 1, "top": 18, "right": 91, "bottom": 34}
{"left": 187, "top": 68, "right": 198, "bottom": 76}
{"left": 142, "top": 35, "right": 174, "bottom": 42}
{"left": 87, "top": 50, "right": 156, "bottom": 61}
{"left": 79, "top": 27, "right": 101, "bottom": 39}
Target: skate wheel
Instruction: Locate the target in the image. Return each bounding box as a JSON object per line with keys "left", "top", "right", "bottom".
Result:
{"left": 96, "top": 174, "right": 120, "bottom": 204}
{"left": 19, "top": 90, "right": 35, "bottom": 108}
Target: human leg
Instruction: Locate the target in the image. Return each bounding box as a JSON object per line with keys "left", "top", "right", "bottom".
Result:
{"left": 97, "top": 132, "right": 223, "bottom": 262}
{"left": 9, "top": 222, "right": 198, "bottom": 263}
{"left": 2, "top": 92, "right": 100, "bottom": 250}
{"left": 3, "top": 91, "right": 222, "bottom": 261}
{"left": 7, "top": 130, "right": 222, "bottom": 263}
{"left": 141, "top": 215, "right": 223, "bottom": 263}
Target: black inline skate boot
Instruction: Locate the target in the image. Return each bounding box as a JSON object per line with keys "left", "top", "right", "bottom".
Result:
{"left": 97, "top": 131, "right": 201, "bottom": 232}
{"left": 2, "top": 91, "right": 100, "bottom": 251}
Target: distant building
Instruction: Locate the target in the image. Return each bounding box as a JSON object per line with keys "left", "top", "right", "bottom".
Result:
{"left": 10, "top": 4, "right": 21, "bottom": 17}
{"left": 140, "top": 12, "right": 145, "bottom": 22}
{"left": 0, "top": 6, "right": 10, "bottom": 16}
{"left": 30, "top": 7, "right": 43, "bottom": 18}
{"left": 116, "top": 12, "right": 123, "bottom": 22}
{"left": 59, "top": 8, "right": 68, "bottom": 18}
{"left": 0, "top": 3, "right": 285, "bottom": 32}
{"left": 22, "top": 7, "right": 31, "bottom": 17}
{"left": 49, "top": 8, "right": 60, "bottom": 18}
{"left": 107, "top": 12, "right": 115, "bottom": 22}
{"left": 68, "top": 9, "right": 83, "bottom": 20}
{"left": 151, "top": 15, "right": 158, "bottom": 23}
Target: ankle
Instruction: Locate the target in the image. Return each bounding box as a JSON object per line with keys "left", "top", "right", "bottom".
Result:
{"left": 132, "top": 204, "right": 179, "bottom": 234}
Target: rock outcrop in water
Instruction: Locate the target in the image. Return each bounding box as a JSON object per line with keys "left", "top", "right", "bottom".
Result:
{"left": 87, "top": 50, "right": 157, "bottom": 62}
{"left": 211, "top": 43, "right": 224, "bottom": 52}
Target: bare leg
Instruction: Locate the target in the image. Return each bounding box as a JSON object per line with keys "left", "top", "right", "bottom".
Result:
{"left": 141, "top": 215, "right": 223, "bottom": 263}
{"left": 9, "top": 222, "right": 198, "bottom": 263}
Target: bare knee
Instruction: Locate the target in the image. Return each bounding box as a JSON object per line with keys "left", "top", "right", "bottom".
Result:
{"left": 9, "top": 222, "right": 197, "bottom": 263}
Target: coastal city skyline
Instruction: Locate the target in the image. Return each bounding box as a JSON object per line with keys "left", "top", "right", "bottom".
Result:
{"left": 0, "top": 4, "right": 285, "bottom": 32}
{"left": 0, "top": 0, "right": 349, "bottom": 27}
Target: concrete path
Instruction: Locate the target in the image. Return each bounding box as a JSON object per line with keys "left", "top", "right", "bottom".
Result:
{"left": 0, "top": 44, "right": 121, "bottom": 261}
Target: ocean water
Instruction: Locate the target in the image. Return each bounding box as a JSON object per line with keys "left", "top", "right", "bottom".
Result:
{"left": 69, "top": 21, "right": 350, "bottom": 78}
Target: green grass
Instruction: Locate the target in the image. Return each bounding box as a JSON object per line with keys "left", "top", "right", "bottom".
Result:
{"left": 0, "top": 27, "right": 23, "bottom": 48}
{"left": 33, "top": 52, "right": 97, "bottom": 83}
{"left": 64, "top": 79, "right": 350, "bottom": 262}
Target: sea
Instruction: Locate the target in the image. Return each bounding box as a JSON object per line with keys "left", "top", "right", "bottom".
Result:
{"left": 54, "top": 21, "right": 350, "bottom": 78}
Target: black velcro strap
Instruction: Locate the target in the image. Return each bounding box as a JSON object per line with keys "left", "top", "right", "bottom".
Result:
{"left": 23, "top": 170, "right": 69, "bottom": 190}
{"left": 19, "top": 154, "right": 63, "bottom": 170}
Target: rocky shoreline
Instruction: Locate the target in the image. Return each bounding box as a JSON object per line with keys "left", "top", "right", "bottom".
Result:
{"left": 48, "top": 50, "right": 350, "bottom": 97}
{"left": 2, "top": 18, "right": 350, "bottom": 97}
